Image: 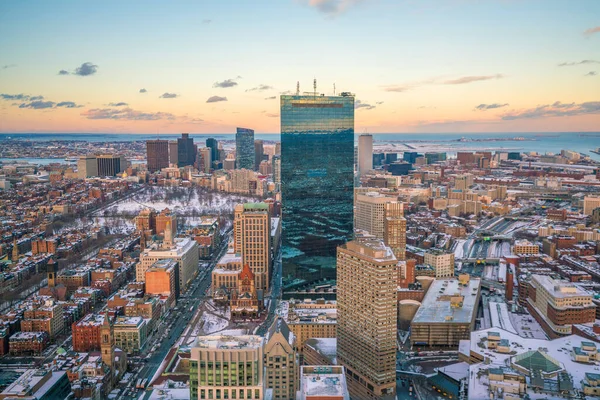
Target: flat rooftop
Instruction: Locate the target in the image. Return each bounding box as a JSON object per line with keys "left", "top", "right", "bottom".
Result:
{"left": 412, "top": 277, "right": 481, "bottom": 325}
{"left": 194, "top": 335, "right": 263, "bottom": 350}
{"left": 532, "top": 274, "right": 592, "bottom": 299}
{"left": 300, "top": 366, "right": 349, "bottom": 399}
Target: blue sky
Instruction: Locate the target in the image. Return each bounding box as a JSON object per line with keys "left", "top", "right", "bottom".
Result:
{"left": 0, "top": 0, "right": 599, "bottom": 133}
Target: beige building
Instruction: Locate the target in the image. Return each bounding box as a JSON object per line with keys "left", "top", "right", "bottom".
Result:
{"left": 337, "top": 239, "right": 397, "bottom": 400}
{"left": 454, "top": 173, "right": 474, "bottom": 190}
{"left": 77, "top": 156, "right": 98, "bottom": 179}
{"left": 264, "top": 317, "right": 297, "bottom": 400}
{"left": 234, "top": 203, "right": 271, "bottom": 291}
{"left": 424, "top": 250, "right": 455, "bottom": 278}
{"left": 138, "top": 236, "right": 199, "bottom": 294}
{"left": 383, "top": 201, "right": 406, "bottom": 260}
{"left": 411, "top": 275, "right": 481, "bottom": 348}
{"left": 513, "top": 239, "right": 539, "bottom": 255}
{"left": 190, "top": 335, "right": 264, "bottom": 400}
{"left": 355, "top": 192, "right": 402, "bottom": 240}
{"left": 113, "top": 316, "right": 148, "bottom": 355}
{"left": 527, "top": 274, "right": 595, "bottom": 335}
{"left": 583, "top": 196, "right": 600, "bottom": 215}
{"left": 284, "top": 299, "right": 337, "bottom": 353}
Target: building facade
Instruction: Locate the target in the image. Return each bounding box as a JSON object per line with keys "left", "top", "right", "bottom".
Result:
{"left": 337, "top": 240, "right": 397, "bottom": 400}
{"left": 281, "top": 92, "right": 355, "bottom": 291}
{"left": 358, "top": 133, "right": 373, "bottom": 176}
{"left": 189, "top": 335, "right": 264, "bottom": 400}
{"left": 177, "top": 133, "right": 196, "bottom": 167}
{"left": 424, "top": 250, "right": 455, "bottom": 278}
{"left": 234, "top": 203, "right": 271, "bottom": 291}
{"left": 96, "top": 154, "right": 126, "bottom": 177}
{"left": 138, "top": 237, "right": 199, "bottom": 294}
{"left": 236, "top": 127, "right": 255, "bottom": 170}
{"left": 264, "top": 317, "right": 297, "bottom": 400}
{"left": 146, "top": 139, "right": 169, "bottom": 172}
{"left": 526, "top": 274, "right": 595, "bottom": 336}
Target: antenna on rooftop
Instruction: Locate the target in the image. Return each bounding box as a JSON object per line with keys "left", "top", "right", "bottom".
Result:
{"left": 296, "top": 81, "right": 300, "bottom": 96}
{"left": 333, "top": 83, "right": 336, "bottom": 96}
{"left": 313, "top": 78, "right": 317, "bottom": 96}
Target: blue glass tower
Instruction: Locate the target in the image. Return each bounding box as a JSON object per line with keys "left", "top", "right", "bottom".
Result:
{"left": 235, "top": 127, "right": 255, "bottom": 170}
{"left": 280, "top": 92, "right": 355, "bottom": 293}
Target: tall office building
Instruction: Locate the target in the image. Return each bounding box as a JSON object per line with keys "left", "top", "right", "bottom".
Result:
{"left": 272, "top": 155, "right": 281, "bottom": 185}
{"left": 206, "top": 138, "right": 220, "bottom": 167}
{"left": 169, "top": 141, "right": 179, "bottom": 166}
{"left": 236, "top": 127, "right": 255, "bottom": 170}
{"left": 234, "top": 203, "right": 271, "bottom": 291}
{"left": 97, "top": 154, "right": 126, "bottom": 177}
{"left": 281, "top": 91, "right": 354, "bottom": 291}
{"left": 177, "top": 133, "right": 196, "bottom": 167}
{"left": 337, "top": 239, "right": 397, "bottom": 399}
{"left": 355, "top": 192, "right": 402, "bottom": 240}
{"left": 264, "top": 317, "right": 297, "bottom": 400}
{"left": 199, "top": 147, "right": 212, "bottom": 173}
{"left": 254, "top": 140, "right": 264, "bottom": 171}
{"left": 189, "top": 335, "right": 264, "bottom": 400}
{"left": 358, "top": 133, "right": 373, "bottom": 176}
{"left": 77, "top": 156, "right": 98, "bottom": 179}
{"left": 383, "top": 202, "right": 406, "bottom": 261}
{"left": 146, "top": 139, "right": 169, "bottom": 172}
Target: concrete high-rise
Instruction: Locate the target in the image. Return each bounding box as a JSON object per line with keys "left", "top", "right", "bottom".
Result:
{"left": 384, "top": 201, "right": 406, "bottom": 261}
{"left": 236, "top": 127, "right": 255, "bottom": 170}
{"left": 189, "top": 335, "right": 264, "bottom": 400}
{"left": 254, "top": 139, "right": 264, "bottom": 171}
{"left": 264, "top": 317, "right": 297, "bottom": 400}
{"left": 97, "top": 154, "right": 127, "bottom": 177}
{"left": 146, "top": 139, "right": 169, "bottom": 172}
{"left": 337, "top": 239, "right": 397, "bottom": 400}
{"left": 77, "top": 156, "right": 98, "bottom": 178}
{"left": 424, "top": 250, "right": 455, "bottom": 278}
{"left": 169, "top": 141, "right": 179, "bottom": 166}
{"left": 177, "top": 133, "right": 196, "bottom": 167}
{"left": 199, "top": 147, "right": 212, "bottom": 173}
{"left": 358, "top": 133, "right": 373, "bottom": 176}
{"left": 272, "top": 155, "right": 281, "bottom": 186}
{"left": 355, "top": 192, "right": 403, "bottom": 240}
{"left": 234, "top": 203, "right": 271, "bottom": 291}
{"left": 281, "top": 91, "right": 355, "bottom": 291}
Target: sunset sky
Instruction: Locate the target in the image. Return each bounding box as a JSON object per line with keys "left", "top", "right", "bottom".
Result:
{"left": 0, "top": 0, "right": 599, "bottom": 134}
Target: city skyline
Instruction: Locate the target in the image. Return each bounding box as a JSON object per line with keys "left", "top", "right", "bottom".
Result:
{"left": 1, "top": 0, "right": 599, "bottom": 134}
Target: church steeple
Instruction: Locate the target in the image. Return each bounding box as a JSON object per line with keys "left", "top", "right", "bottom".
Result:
{"left": 164, "top": 219, "right": 173, "bottom": 246}
{"left": 47, "top": 258, "right": 57, "bottom": 288}
{"left": 101, "top": 313, "right": 115, "bottom": 387}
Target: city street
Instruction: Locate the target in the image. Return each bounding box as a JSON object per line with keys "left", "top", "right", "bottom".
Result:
{"left": 117, "top": 233, "right": 231, "bottom": 399}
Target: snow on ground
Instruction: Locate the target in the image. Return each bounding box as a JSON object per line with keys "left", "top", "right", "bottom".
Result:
{"left": 201, "top": 312, "right": 229, "bottom": 335}
{"left": 482, "top": 265, "right": 497, "bottom": 281}
{"left": 509, "top": 312, "right": 548, "bottom": 340}
{"left": 453, "top": 239, "right": 466, "bottom": 259}
{"left": 98, "top": 186, "right": 260, "bottom": 216}
{"left": 497, "top": 263, "right": 506, "bottom": 282}
{"left": 488, "top": 301, "right": 517, "bottom": 334}
{"left": 218, "top": 329, "right": 248, "bottom": 336}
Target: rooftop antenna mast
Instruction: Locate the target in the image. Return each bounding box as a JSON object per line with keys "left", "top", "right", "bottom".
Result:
{"left": 313, "top": 78, "right": 317, "bottom": 97}
{"left": 333, "top": 83, "right": 336, "bottom": 96}
{"left": 296, "top": 81, "right": 300, "bottom": 96}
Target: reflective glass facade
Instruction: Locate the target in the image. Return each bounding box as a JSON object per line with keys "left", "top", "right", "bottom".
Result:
{"left": 280, "top": 94, "right": 354, "bottom": 292}
{"left": 236, "top": 127, "right": 255, "bottom": 170}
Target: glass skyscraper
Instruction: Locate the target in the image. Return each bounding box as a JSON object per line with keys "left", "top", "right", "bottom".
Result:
{"left": 280, "top": 93, "right": 355, "bottom": 293}
{"left": 235, "top": 127, "right": 255, "bottom": 170}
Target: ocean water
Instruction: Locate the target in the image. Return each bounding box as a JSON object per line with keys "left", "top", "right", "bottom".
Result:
{"left": 1, "top": 132, "right": 599, "bottom": 161}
